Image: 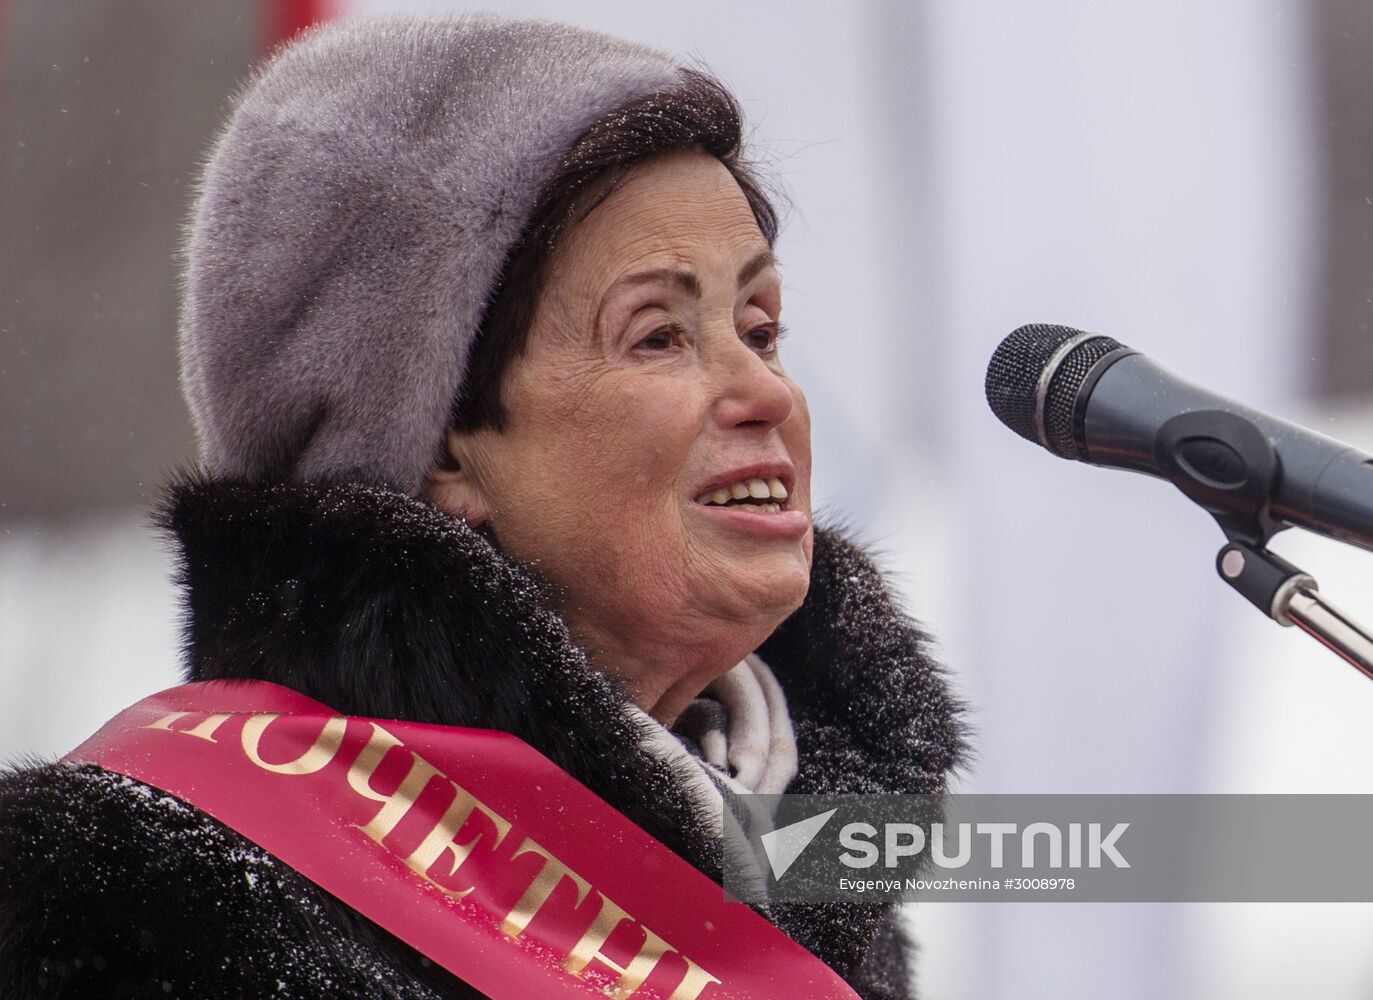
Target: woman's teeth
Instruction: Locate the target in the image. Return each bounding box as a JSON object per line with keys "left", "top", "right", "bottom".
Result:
{"left": 694, "top": 476, "right": 789, "bottom": 512}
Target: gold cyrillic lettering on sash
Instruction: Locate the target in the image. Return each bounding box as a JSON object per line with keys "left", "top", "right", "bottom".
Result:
{"left": 662, "top": 959, "right": 723, "bottom": 1000}
{"left": 565, "top": 893, "right": 677, "bottom": 999}
{"left": 499, "top": 840, "right": 720, "bottom": 996}
{"left": 347, "top": 722, "right": 442, "bottom": 846}
{"left": 141, "top": 711, "right": 233, "bottom": 743}
{"left": 241, "top": 713, "right": 347, "bottom": 775}
{"left": 499, "top": 837, "right": 592, "bottom": 938}
{"left": 137, "top": 708, "right": 725, "bottom": 995}
{"left": 401, "top": 783, "right": 512, "bottom": 900}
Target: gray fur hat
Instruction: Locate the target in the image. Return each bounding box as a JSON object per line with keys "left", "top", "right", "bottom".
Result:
{"left": 179, "top": 15, "right": 684, "bottom": 494}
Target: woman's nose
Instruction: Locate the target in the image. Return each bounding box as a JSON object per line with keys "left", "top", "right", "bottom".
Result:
{"left": 709, "top": 330, "right": 794, "bottom": 431}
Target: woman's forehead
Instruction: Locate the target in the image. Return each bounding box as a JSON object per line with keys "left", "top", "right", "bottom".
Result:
{"left": 561, "top": 154, "right": 770, "bottom": 276}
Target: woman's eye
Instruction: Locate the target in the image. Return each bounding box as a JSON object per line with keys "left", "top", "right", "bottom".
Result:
{"left": 744, "top": 322, "right": 787, "bottom": 354}
{"left": 636, "top": 324, "right": 682, "bottom": 351}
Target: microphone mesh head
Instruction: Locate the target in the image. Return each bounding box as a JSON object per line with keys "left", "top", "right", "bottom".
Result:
{"left": 985, "top": 324, "right": 1123, "bottom": 456}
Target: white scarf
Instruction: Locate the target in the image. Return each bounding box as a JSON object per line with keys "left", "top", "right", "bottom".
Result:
{"left": 633, "top": 651, "right": 798, "bottom": 817}
{"left": 631, "top": 653, "right": 798, "bottom": 897}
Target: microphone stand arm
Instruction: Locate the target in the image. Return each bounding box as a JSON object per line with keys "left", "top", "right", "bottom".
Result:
{"left": 1217, "top": 539, "right": 1373, "bottom": 681}
{"left": 1145, "top": 407, "right": 1373, "bottom": 680}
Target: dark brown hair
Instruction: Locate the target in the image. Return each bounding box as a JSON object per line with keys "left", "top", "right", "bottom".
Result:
{"left": 443, "top": 68, "right": 779, "bottom": 444}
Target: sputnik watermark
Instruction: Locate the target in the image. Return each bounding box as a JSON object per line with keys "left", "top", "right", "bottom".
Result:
{"left": 721, "top": 793, "right": 1373, "bottom": 903}
{"left": 836, "top": 819, "right": 1129, "bottom": 870}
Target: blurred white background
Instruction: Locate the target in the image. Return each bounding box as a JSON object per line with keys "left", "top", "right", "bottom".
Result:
{"left": 4, "top": 2, "right": 1373, "bottom": 997}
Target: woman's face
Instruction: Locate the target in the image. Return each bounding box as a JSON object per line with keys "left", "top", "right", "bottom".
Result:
{"left": 427, "top": 149, "right": 812, "bottom": 713}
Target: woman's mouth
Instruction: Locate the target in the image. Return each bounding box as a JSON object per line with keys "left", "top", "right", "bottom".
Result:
{"left": 692, "top": 476, "right": 789, "bottom": 513}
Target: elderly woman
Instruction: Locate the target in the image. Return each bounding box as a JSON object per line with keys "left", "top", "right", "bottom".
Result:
{"left": 0, "top": 15, "right": 964, "bottom": 1000}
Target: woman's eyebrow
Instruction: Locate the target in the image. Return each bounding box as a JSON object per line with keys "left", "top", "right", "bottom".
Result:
{"left": 609, "top": 267, "right": 703, "bottom": 300}
{"left": 736, "top": 248, "right": 778, "bottom": 287}
{"left": 604, "top": 248, "right": 781, "bottom": 304}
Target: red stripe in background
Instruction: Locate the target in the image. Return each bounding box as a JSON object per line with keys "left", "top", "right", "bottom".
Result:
{"left": 262, "top": 0, "right": 338, "bottom": 57}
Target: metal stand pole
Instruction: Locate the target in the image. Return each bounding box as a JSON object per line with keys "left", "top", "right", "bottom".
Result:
{"left": 1283, "top": 590, "right": 1373, "bottom": 680}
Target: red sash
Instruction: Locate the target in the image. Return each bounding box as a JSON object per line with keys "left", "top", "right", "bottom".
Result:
{"left": 63, "top": 681, "right": 860, "bottom": 1000}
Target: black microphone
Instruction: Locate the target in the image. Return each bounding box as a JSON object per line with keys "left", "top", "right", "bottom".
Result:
{"left": 985, "top": 323, "right": 1373, "bottom": 554}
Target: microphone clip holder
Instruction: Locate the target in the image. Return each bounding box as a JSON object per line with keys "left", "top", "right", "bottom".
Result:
{"left": 1154, "top": 409, "right": 1284, "bottom": 549}
{"left": 1155, "top": 408, "right": 1373, "bottom": 679}
{"left": 1215, "top": 540, "right": 1373, "bottom": 680}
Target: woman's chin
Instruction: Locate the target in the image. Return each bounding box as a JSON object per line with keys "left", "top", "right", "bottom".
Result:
{"left": 710, "top": 550, "right": 812, "bottom": 629}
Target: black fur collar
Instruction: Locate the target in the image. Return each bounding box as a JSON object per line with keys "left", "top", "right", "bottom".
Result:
{"left": 154, "top": 472, "right": 967, "bottom": 982}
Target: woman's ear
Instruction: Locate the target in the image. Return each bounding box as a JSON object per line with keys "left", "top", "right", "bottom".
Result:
{"left": 423, "top": 427, "right": 492, "bottom": 527}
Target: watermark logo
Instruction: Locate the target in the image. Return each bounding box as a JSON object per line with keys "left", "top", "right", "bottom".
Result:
{"left": 759, "top": 807, "right": 837, "bottom": 880}
{"left": 722, "top": 793, "right": 1373, "bottom": 904}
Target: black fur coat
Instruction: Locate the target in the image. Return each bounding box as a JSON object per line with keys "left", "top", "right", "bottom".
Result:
{"left": 0, "top": 475, "right": 967, "bottom": 999}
